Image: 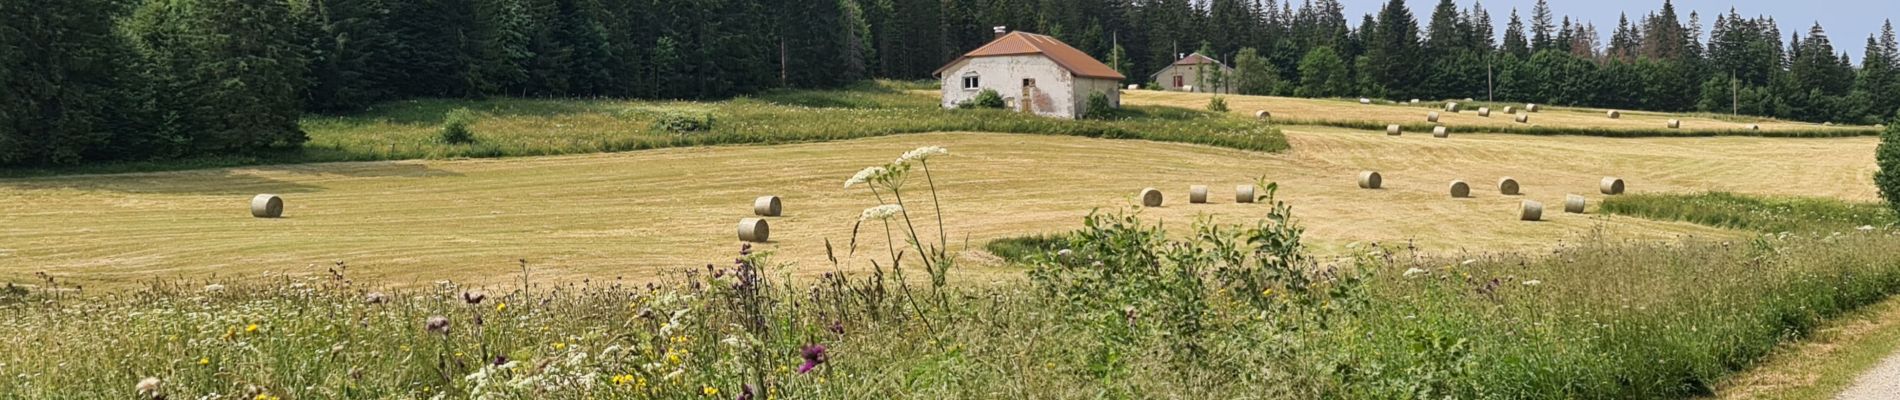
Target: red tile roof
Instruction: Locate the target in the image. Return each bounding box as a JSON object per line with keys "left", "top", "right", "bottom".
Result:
{"left": 934, "top": 32, "right": 1127, "bottom": 80}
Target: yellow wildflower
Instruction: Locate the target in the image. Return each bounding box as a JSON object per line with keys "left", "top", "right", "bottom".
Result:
{"left": 496, "top": 302, "right": 507, "bottom": 312}
{"left": 776, "top": 364, "right": 790, "bottom": 374}
{"left": 611, "top": 374, "right": 634, "bottom": 386}
{"left": 702, "top": 386, "right": 719, "bottom": 396}
{"left": 245, "top": 324, "right": 259, "bottom": 334}
{"left": 198, "top": 357, "right": 210, "bottom": 366}
{"left": 552, "top": 342, "right": 567, "bottom": 351}
{"left": 1261, "top": 289, "right": 1274, "bottom": 298}
{"left": 666, "top": 351, "right": 683, "bottom": 365}
{"left": 253, "top": 394, "right": 280, "bottom": 400}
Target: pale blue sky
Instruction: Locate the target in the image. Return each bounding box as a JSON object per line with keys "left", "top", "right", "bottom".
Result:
{"left": 1333, "top": 1, "right": 1898, "bottom": 61}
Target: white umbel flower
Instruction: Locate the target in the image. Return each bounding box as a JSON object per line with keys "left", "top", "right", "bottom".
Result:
{"left": 844, "top": 166, "right": 887, "bottom": 189}
{"left": 859, "top": 205, "right": 904, "bottom": 221}
{"left": 203, "top": 284, "right": 225, "bottom": 293}
{"left": 894, "top": 146, "right": 948, "bottom": 165}
{"left": 135, "top": 377, "right": 161, "bottom": 397}
{"left": 1522, "top": 280, "right": 1542, "bottom": 286}
{"left": 1403, "top": 268, "right": 1428, "bottom": 278}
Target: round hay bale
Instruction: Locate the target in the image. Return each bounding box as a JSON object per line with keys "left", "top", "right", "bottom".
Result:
{"left": 1526, "top": 103, "right": 1541, "bottom": 112}
{"left": 1189, "top": 185, "right": 1209, "bottom": 204}
{"left": 1824, "top": 122, "right": 1835, "bottom": 126}
{"left": 1235, "top": 185, "right": 1256, "bottom": 203}
{"left": 1386, "top": 124, "right": 1402, "bottom": 136}
{"left": 251, "top": 194, "right": 283, "bottom": 218}
{"left": 1432, "top": 126, "right": 1449, "bottom": 138}
{"left": 1504, "top": 106, "right": 1518, "bottom": 114}
{"left": 1449, "top": 180, "right": 1471, "bottom": 198}
{"left": 1410, "top": 99, "right": 1420, "bottom": 104}
{"left": 1358, "top": 171, "right": 1383, "bottom": 189}
{"left": 738, "top": 218, "right": 770, "bottom": 243}
{"left": 1514, "top": 114, "right": 1530, "bottom": 124}
{"left": 1565, "top": 194, "right": 1587, "bottom": 213}
{"left": 1607, "top": 110, "right": 1621, "bottom": 119}
{"left": 1599, "top": 177, "right": 1626, "bottom": 195}
{"left": 753, "top": 196, "right": 782, "bottom": 217}
{"left": 1254, "top": 110, "right": 1271, "bottom": 120}
{"left": 1426, "top": 112, "right": 1441, "bottom": 123}
{"left": 1445, "top": 102, "right": 1461, "bottom": 112}
{"left": 1520, "top": 200, "right": 1544, "bottom": 221}
{"left": 1497, "top": 177, "right": 1520, "bottom": 195}
{"left": 1746, "top": 124, "right": 1760, "bottom": 130}
{"left": 1667, "top": 119, "right": 1681, "bottom": 129}
{"left": 1127, "top": 84, "right": 1140, "bottom": 90}
{"left": 1359, "top": 98, "right": 1372, "bottom": 104}
{"left": 1140, "top": 188, "right": 1164, "bottom": 207}
{"left": 1477, "top": 107, "right": 1491, "bottom": 117}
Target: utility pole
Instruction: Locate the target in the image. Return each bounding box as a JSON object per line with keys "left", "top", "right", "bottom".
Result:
{"left": 1487, "top": 57, "right": 1495, "bottom": 102}
{"left": 1731, "top": 71, "right": 1739, "bottom": 116}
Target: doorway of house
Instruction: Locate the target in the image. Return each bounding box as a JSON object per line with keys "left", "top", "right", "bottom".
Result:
{"left": 1020, "top": 78, "right": 1037, "bottom": 113}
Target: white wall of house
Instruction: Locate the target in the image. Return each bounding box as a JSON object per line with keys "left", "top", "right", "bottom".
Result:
{"left": 1151, "top": 64, "right": 1237, "bottom": 94}
{"left": 1070, "top": 77, "right": 1123, "bottom": 117}
{"left": 940, "top": 55, "right": 1117, "bottom": 119}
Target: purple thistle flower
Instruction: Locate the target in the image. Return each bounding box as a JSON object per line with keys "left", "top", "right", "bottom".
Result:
{"left": 736, "top": 384, "right": 755, "bottom": 400}
{"left": 462, "top": 291, "right": 486, "bottom": 305}
{"left": 425, "top": 316, "right": 450, "bottom": 335}
{"left": 798, "top": 344, "right": 828, "bottom": 374}
{"left": 828, "top": 321, "right": 845, "bottom": 335}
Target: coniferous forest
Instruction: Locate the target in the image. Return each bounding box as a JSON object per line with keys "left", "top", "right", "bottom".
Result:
{"left": 4, "top": 0, "right": 1899, "bottom": 166}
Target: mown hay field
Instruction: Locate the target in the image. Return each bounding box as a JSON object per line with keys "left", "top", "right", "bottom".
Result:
{"left": 1122, "top": 90, "right": 1880, "bottom": 136}
{"left": 0, "top": 125, "right": 1877, "bottom": 289}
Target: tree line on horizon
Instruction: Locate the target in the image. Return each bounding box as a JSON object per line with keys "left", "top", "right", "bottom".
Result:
{"left": 3, "top": 0, "right": 1897, "bottom": 166}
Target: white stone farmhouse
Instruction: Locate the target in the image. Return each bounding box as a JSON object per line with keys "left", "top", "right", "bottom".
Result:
{"left": 935, "top": 29, "right": 1125, "bottom": 119}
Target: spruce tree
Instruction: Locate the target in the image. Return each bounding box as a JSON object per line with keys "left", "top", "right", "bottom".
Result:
{"left": 1529, "top": 0, "right": 1554, "bottom": 52}
{"left": 0, "top": 0, "right": 149, "bottom": 165}
{"left": 1362, "top": 0, "right": 1422, "bottom": 99}
{"left": 1502, "top": 9, "right": 1530, "bottom": 58}
{"left": 130, "top": 0, "right": 309, "bottom": 155}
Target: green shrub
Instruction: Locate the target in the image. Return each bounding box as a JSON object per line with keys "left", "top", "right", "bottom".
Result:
{"left": 958, "top": 89, "right": 1005, "bottom": 109}
{"left": 1880, "top": 121, "right": 1900, "bottom": 214}
{"left": 438, "top": 108, "right": 478, "bottom": 144}
{"left": 1206, "top": 96, "right": 1229, "bottom": 112}
{"left": 1082, "top": 92, "right": 1118, "bottom": 120}
{"left": 653, "top": 111, "right": 714, "bottom": 133}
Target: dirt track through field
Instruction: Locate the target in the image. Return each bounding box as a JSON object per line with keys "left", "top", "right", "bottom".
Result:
{"left": 0, "top": 127, "right": 1878, "bottom": 288}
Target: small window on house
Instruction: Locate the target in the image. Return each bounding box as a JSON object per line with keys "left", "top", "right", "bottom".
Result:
{"left": 1023, "top": 78, "right": 1036, "bottom": 87}
{"left": 962, "top": 75, "right": 980, "bottom": 90}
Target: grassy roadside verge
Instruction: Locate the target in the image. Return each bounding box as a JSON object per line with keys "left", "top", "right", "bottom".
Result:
{"left": 1711, "top": 296, "right": 1900, "bottom": 400}
{"left": 1592, "top": 191, "right": 1900, "bottom": 399}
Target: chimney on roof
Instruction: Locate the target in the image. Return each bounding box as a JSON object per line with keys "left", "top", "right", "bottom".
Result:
{"left": 994, "top": 26, "right": 1008, "bottom": 39}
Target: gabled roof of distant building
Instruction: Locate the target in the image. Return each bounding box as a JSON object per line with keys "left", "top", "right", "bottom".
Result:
{"left": 1172, "top": 53, "right": 1226, "bottom": 67}
{"left": 934, "top": 31, "right": 1127, "bottom": 80}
